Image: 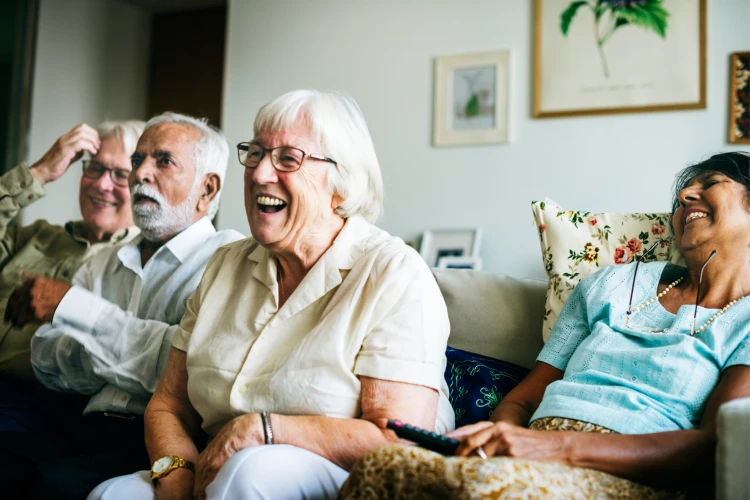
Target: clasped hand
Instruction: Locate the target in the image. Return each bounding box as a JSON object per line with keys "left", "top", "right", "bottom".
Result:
{"left": 446, "top": 421, "right": 572, "bottom": 464}
{"left": 192, "top": 413, "right": 264, "bottom": 500}
{"left": 5, "top": 273, "right": 71, "bottom": 326}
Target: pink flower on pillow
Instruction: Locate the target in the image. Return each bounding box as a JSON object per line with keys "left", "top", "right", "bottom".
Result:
{"left": 626, "top": 238, "right": 642, "bottom": 254}
{"left": 614, "top": 246, "right": 632, "bottom": 264}
{"left": 587, "top": 215, "right": 598, "bottom": 226}
{"left": 651, "top": 222, "right": 666, "bottom": 235}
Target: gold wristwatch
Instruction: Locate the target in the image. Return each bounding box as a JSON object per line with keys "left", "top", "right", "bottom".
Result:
{"left": 150, "top": 455, "right": 195, "bottom": 484}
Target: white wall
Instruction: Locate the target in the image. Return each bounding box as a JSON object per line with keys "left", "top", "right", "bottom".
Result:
{"left": 219, "top": 0, "right": 750, "bottom": 279}
{"left": 22, "top": 0, "right": 149, "bottom": 226}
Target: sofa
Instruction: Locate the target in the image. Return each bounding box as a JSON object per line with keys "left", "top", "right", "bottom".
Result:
{"left": 432, "top": 267, "right": 750, "bottom": 500}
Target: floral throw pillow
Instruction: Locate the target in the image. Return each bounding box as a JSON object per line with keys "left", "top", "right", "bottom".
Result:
{"left": 532, "top": 198, "right": 684, "bottom": 342}
{"left": 444, "top": 347, "right": 530, "bottom": 427}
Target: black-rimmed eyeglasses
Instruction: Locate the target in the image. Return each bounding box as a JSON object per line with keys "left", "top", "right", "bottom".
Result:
{"left": 82, "top": 160, "right": 131, "bottom": 187}
{"left": 237, "top": 142, "right": 336, "bottom": 173}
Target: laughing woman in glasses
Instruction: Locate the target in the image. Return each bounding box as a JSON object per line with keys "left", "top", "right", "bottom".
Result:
{"left": 89, "top": 90, "right": 453, "bottom": 500}
{"left": 341, "top": 152, "right": 750, "bottom": 500}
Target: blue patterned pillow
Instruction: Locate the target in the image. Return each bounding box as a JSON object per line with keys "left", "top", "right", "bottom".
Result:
{"left": 444, "top": 347, "right": 530, "bottom": 427}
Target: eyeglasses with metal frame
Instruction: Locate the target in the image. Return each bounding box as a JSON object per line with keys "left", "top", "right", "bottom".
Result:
{"left": 236, "top": 142, "right": 336, "bottom": 172}
{"left": 625, "top": 242, "right": 717, "bottom": 335}
{"left": 82, "top": 160, "right": 131, "bottom": 187}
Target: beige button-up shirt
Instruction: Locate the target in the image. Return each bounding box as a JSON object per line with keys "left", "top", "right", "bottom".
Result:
{"left": 0, "top": 164, "right": 137, "bottom": 382}
{"left": 173, "top": 216, "right": 454, "bottom": 436}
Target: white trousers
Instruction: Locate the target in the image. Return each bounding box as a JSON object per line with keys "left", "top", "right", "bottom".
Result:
{"left": 88, "top": 445, "right": 350, "bottom": 500}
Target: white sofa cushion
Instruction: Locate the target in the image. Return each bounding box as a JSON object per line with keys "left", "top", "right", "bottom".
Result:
{"left": 432, "top": 269, "right": 546, "bottom": 370}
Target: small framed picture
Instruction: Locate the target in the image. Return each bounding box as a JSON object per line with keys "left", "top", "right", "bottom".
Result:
{"left": 433, "top": 50, "right": 512, "bottom": 146}
{"left": 437, "top": 256, "right": 483, "bottom": 271}
{"left": 419, "top": 228, "right": 482, "bottom": 268}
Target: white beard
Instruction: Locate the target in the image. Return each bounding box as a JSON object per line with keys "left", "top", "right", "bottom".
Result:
{"left": 131, "top": 183, "right": 199, "bottom": 242}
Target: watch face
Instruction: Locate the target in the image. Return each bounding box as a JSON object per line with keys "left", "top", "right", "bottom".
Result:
{"left": 153, "top": 456, "right": 173, "bottom": 474}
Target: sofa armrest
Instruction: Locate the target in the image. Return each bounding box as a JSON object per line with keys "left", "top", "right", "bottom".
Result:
{"left": 716, "top": 396, "right": 750, "bottom": 500}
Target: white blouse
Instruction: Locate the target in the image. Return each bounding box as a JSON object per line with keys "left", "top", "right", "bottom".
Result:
{"left": 172, "top": 216, "right": 454, "bottom": 436}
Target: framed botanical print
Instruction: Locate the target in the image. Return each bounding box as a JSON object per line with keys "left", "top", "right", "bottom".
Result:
{"left": 533, "top": 0, "right": 706, "bottom": 118}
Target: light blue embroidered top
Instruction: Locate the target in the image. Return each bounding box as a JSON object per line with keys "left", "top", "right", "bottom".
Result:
{"left": 531, "top": 261, "right": 750, "bottom": 434}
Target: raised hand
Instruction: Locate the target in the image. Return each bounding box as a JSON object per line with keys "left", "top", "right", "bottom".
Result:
{"left": 29, "top": 124, "right": 101, "bottom": 185}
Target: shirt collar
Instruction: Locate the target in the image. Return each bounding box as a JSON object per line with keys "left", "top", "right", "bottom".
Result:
{"left": 117, "top": 216, "right": 216, "bottom": 274}
{"left": 65, "top": 221, "right": 139, "bottom": 246}
{"left": 161, "top": 216, "right": 216, "bottom": 263}
{"left": 245, "top": 216, "right": 371, "bottom": 319}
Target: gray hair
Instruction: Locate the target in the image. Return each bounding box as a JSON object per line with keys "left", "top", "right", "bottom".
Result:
{"left": 95, "top": 120, "right": 145, "bottom": 155}
{"left": 253, "top": 90, "right": 384, "bottom": 223}
{"left": 144, "top": 112, "right": 229, "bottom": 219}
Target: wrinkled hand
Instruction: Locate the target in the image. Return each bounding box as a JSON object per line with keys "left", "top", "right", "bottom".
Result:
{"left": 445, "top": 421, "right": 494, "bottom": 441}
{"left": 156, "top": 468, "right": 195, "bottom": 500}
{"left": 5, "top": 273, "right": 72, "bottom": 326}
{"left": 29, "top": 124, "right": 101, "bottom": 185}
{"left": 194, "top": 413, "right": 264, "bottom": 500}
{"left": 454, "top": 421, "right": 571, "bottom": 464}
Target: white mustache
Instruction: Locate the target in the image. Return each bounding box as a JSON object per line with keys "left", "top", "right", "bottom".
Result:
{"left": 131, "top": 184, "right": 166, "bottom": 207}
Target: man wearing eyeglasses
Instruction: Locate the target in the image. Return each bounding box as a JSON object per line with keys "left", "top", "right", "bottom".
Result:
{"left": 1, "top": 112, "right": 243, "bottom": 499}
{"left": 0, "top": 121, "right": 143, "bottom": 383}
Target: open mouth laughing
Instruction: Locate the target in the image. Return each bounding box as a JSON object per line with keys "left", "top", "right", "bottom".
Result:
{"left": 257, "top": 195, "right": 287, "bottom": 214}
{"left": 684, "top": 209, "right": 710, "bottom": 225}
{"left": 133, "top": 194, "right": 159, "bottom": 206}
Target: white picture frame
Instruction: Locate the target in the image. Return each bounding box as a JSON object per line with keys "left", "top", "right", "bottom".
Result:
{"left": 437, "top": 256, "right": 483, "bottom": 271}
{"left": 419, "top": 228, "right": 483, "bottom": 268}
{"left": 433, "top": 50, "right": 512, "bottom": 146}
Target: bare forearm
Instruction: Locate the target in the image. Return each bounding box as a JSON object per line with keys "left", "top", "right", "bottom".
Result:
{"left": 145, "top": 406, "right": 201, "bottom": 464}
{"left": 490, "top": 399, "right": 535, "bottom": 427}
{"left": 566, "top": 430, "right": 714, "bottom": 489}
{"left": 273, "top": 415, "right": 396, "bottom": 471}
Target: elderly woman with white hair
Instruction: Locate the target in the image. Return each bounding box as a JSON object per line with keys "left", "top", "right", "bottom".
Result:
{"left": 91, "top": 90, "right": 454, "bottom": 499}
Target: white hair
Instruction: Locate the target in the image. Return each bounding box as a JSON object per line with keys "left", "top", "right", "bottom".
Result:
{"left": 95, "top": 120, "right": 145, "bottom": 155}
{"left": 253, "top": 90, "right": 384, "bottom": 223}
{"left": 143, "top": 112, "right": 229, "bottom": 219}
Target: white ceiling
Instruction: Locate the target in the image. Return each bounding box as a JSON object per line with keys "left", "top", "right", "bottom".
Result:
{"left": 119, "top": 0, "right": 225, "bottom": 13}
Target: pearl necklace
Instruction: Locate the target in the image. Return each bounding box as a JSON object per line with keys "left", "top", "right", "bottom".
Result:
{"left": 626, "top": 277, "right": 745, "bottom": 335}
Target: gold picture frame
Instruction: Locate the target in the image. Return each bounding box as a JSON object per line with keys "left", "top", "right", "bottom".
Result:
{"left": 729, "top": 51, "right": 750, "bottom": 144}
{"left": 533, "top": 0, "right": 706, "bottom": 118}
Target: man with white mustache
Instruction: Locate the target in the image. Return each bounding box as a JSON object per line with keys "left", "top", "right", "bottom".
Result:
{"left": 3, "top": 112, "right": 243, "bottom": 498}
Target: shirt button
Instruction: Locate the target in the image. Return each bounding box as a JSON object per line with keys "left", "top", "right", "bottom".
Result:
{"left": 27, "top": 194, "right": 34, "bottom": 201}
{"left": 62, "top": 270, "right": 70, "bottom": 278}
{"left": 119, "top": 394, "right": 127, "bottom": 402}
{"left": 633, "top": 361, "right": 638, "bottom": 366}
{"left": 238, "top": 385, "right": 248, "bottom": 394}
{"left": 631, "top": 376, "right": 637, "bottom": 382}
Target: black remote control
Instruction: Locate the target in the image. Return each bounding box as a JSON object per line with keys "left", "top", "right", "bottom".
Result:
{"left": 386, "top": 419, "right": 460, "bottom": 455}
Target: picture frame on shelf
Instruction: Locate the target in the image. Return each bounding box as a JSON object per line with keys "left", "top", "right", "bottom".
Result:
{"left": 420, "top": 228, "right": 482, "bottom": 268}
{"left": 433, "top": 50, "right": 511, "bottom": 146}
{"left": 533, "top": 0, "right": 706, "bottom": 118}
{"left": 437, "top": 256, "right": 483, "bottom": 271}
{"left": 729, "top": 51, "right": 750, "bottom": 144}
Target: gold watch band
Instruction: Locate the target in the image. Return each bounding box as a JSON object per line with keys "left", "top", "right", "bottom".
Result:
{"left": 151, "top": 455, "right": 195, "bottom": 484}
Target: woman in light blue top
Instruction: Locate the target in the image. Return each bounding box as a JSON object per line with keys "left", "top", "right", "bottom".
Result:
{"left": 341, "top": 152, "right": 750, "bottom": 499}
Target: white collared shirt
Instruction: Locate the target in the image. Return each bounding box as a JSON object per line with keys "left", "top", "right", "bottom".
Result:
{"left": 31, "top": 217, "right": 244, "bottom": 415}
{"left": 172, "top": 216, "right": 455, "bottom": 436}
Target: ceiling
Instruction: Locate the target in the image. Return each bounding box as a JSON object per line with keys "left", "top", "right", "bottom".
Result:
{"left": 119, "top": 0, "right": 225, "bottom": 14}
